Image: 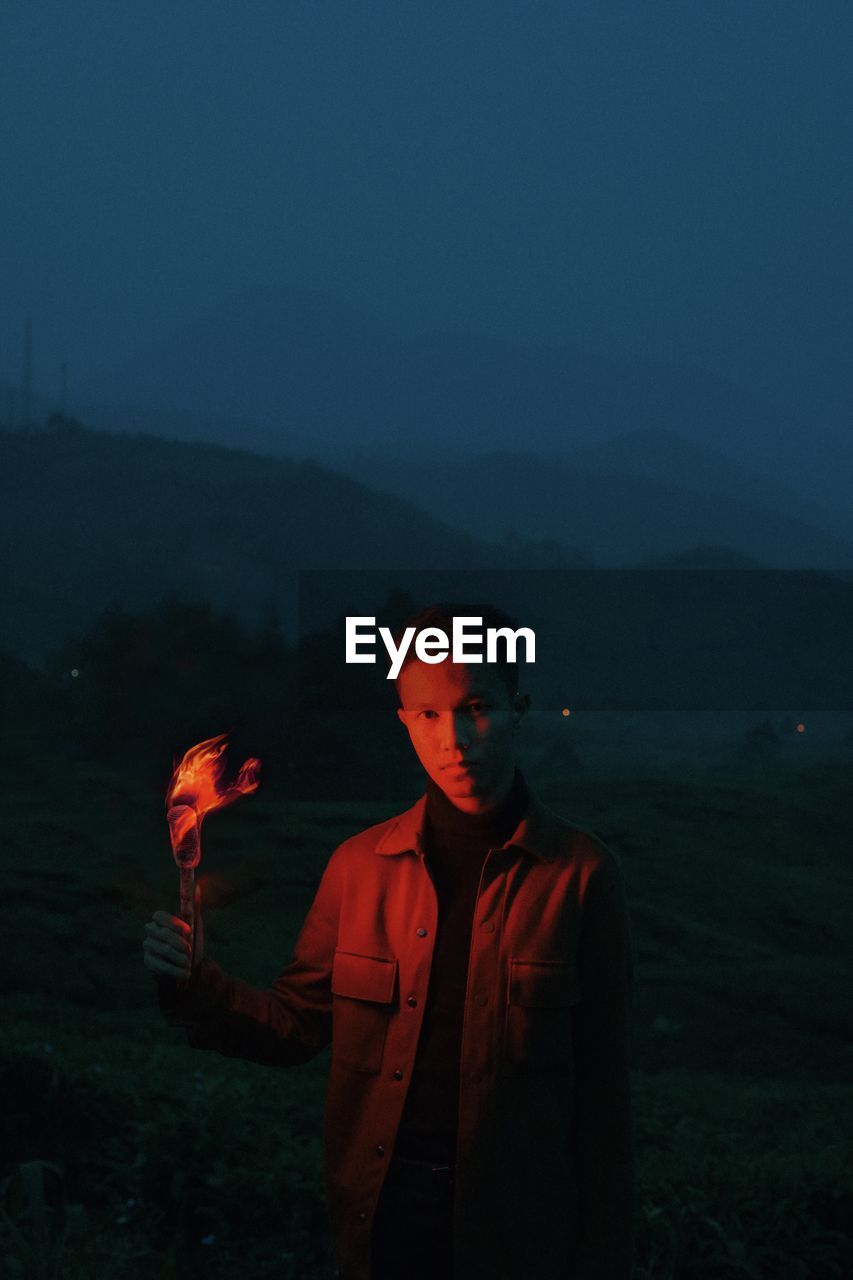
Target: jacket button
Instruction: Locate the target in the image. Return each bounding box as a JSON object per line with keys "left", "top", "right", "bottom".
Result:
{"left": 481, "top": 920, "right": 495, "bottom": 932}
{"left": 357, "top": 1211, "right": 368, "bottom": 1222}
{"left": 376, "top": 1144, "right": 385, "bottom": 1156}
{"left": 393, "top": 1069, "right": 403, "bottom": 1080}
{"left": 407, "top": 995, "right": 418, "bottom": 1008}
{"left": 416, "top": 927, "right": 427, "bottom": 937}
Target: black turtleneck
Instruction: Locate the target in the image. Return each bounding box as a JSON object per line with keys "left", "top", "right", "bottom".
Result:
{"left": 394, "top": 767, "right": 529, "bottom": 1163}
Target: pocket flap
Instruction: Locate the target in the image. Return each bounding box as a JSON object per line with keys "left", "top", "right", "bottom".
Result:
{"left": 332, "top": 950, "right": 397, "bottom": 1004}
{"left": 508, "top": 959, "right": 581, "bottom": 1008}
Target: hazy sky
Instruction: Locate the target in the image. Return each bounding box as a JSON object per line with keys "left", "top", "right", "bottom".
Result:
{"left": 2, "top": 1, "right": 851, "bottom": 448}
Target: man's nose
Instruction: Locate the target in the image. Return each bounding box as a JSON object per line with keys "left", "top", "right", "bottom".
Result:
{"left": 440, "top": 711, "right": 470, "bottom": 750}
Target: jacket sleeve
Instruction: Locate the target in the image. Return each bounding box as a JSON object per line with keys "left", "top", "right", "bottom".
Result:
{"left": 154, "top": 842, "right": 344, "bottom": 1068}
{"left": 572, "top": 844, "right": 637, "bottom": 1280}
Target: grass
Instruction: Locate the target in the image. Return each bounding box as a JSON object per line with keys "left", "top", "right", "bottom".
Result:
{"left": 1, "top": 747, "right": 851, "bottom": 1277}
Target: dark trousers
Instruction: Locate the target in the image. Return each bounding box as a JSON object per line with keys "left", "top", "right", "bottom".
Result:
{"left": 370, "top": 1155, "right": 455, "bottom": 1279}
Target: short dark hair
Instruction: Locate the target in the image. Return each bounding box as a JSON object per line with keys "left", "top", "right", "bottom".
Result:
{"left": 392, "top": 601, "right": 521, "bottom": 703}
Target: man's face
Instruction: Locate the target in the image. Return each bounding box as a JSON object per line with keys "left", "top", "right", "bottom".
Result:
{"left": 396, "top": 659, "right": 528, "bottom": 813}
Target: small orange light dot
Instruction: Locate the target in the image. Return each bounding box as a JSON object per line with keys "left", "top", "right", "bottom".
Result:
{"left": 796, "top": 723, "right": 805, "bottom": 733}
{"left": 561, "top": 708, "right": 570, "bottom": 717}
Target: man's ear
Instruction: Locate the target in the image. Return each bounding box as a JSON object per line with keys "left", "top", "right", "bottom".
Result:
{"left": 396, "top": 707, "right": 407, "bottom": 726}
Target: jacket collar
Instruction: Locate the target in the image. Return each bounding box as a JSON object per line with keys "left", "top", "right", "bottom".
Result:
{"left": 373, "top": 783, "right": 559, "bottom": 863}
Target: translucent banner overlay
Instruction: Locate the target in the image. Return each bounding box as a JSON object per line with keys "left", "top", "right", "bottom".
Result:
{"left": 297, "top": 568, "right": 853, "bottom": 713}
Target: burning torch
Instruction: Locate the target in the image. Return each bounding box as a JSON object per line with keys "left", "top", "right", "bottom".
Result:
{"left": 165, "top": 733, "right": 260, "bottom": 982}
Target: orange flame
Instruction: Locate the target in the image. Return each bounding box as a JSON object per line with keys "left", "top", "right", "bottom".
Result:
{"left": 166, "top": 733, "right": 261, "bottom": 868}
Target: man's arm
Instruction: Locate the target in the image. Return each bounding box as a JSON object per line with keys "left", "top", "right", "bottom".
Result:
{"left": 572, "top": 845, "right": 636, "bottom": 1280}
{"left": 155, "top": 844, "right": 344, "bottom": 1068}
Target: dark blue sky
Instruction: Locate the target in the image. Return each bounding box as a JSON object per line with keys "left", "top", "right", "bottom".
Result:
{"left": 2, "top": 2, "right": 851, "bottom": 473}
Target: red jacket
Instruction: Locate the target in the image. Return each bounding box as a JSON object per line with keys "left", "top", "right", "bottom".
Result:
{"left": 158, "top": 783, "right": 636, "bottom": 1280}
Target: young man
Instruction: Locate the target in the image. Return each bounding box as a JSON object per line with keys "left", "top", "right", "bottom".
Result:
{"left": 145, "top": 603, "right": 636, "bottom": 1280}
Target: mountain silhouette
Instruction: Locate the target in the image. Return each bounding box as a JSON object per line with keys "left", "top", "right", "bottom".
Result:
{"left": 70, "top": 286, "right": 834, "bottom": 508}
{"left": 334, "top": 444, "right": 853, "bottom": 571}
{"left": 0, "top": 422, "right": 584, "bottom": 663}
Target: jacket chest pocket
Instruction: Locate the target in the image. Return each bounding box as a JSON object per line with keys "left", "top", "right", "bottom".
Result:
{"left": 331, "top": 950, "right": 398, "bottom": 1074}
{"left": 504, "top": 958, "right": 581, "bottom": 1069}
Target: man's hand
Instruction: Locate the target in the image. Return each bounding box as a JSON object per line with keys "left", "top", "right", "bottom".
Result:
{"left": 143, "top": 888, "right": 205, "bottom": 980}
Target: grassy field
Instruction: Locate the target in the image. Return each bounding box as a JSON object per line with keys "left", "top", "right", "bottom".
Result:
{"left": 1, "top": 750, "right": 851, "bottom": 1278}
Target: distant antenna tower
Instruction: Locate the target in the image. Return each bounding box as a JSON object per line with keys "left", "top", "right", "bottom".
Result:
{"left": 21, "top": 317, "right": 32, "bottom": 427}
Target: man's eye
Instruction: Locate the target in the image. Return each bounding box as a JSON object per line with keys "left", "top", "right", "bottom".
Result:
{"left": 468, "top": 702, "right": 487, "bottom": 715}
{"left": 417, "top": 710, "right": 438, "bottom": 720}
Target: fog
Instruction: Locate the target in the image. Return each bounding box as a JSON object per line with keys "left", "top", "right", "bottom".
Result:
{"left": 1, "top": 1, "right": 851, "bottom": 518}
